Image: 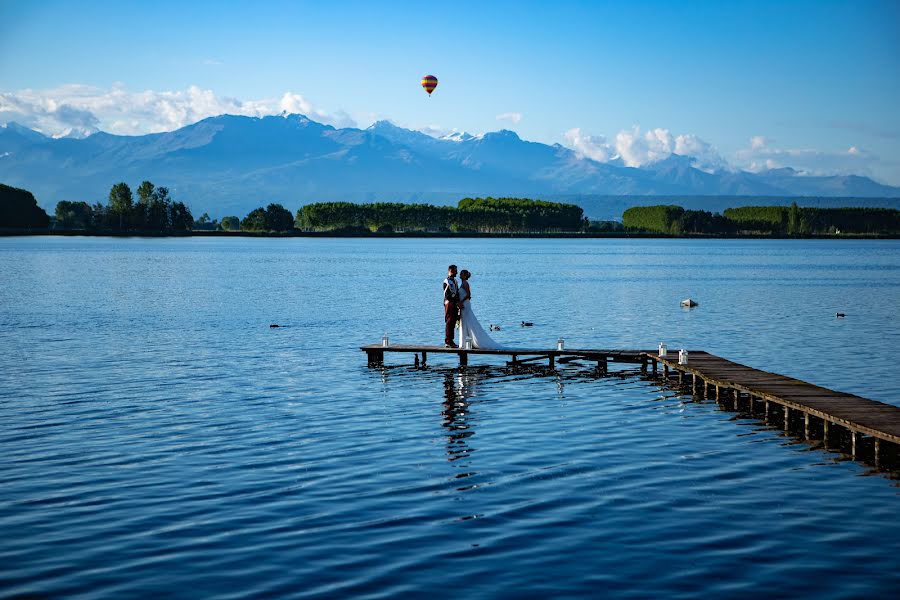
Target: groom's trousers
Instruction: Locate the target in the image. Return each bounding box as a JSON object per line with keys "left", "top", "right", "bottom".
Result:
{"left": 444, "top": 301, "right": 459, "bottom": 346}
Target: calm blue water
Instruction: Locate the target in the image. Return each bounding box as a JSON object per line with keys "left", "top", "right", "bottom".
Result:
{"left": 1, "top": 237, "right": 899, "bottom": 598}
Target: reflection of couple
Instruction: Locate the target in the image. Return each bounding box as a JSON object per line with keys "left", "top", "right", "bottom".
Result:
{"left": 442, "top": 264, "right": 502, "bottom": 349}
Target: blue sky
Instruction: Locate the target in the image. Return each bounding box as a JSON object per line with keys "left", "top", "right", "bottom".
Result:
{"left": 2, "top": 0, "right": 899, "bottom": 183}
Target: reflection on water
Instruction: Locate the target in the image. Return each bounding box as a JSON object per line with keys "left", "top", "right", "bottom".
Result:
{"left": 442, "top": 370, "right": 478, "bottom": 465}
{"left": 2, "top": 237, "right": 899, "bottom": 598}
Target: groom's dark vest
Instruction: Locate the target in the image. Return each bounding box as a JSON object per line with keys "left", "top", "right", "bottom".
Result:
{"left": 443, "top": 277, "right": 460, "bottom": 303}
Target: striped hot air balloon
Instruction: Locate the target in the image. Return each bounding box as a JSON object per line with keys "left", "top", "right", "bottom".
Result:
{"left": 421, "top": 74, "right": 438, "bottom": 96}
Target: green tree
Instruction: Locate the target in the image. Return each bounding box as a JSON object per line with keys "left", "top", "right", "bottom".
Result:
{"left": 137, "top": 181, "right": 155, "bottom": 204}
{"left": 221, "top": 215, "right": 240, "bottom": 231}
{"left": 265, "top": 203, "right": 294, "bottom": 231}
{"left": 241, "top": 208, "right": 268, "bottom": 231}
{"left": 0, "top": 183, "right": 50, "bottom": 229}
{"left": 108, "top": 182, "right": 133, "bottom": 229}
{"left": 787, "top": 201, "right": 801, "bottom": 235}
{"left": 55, "top": 201, "right": 93, "bottom": 229}
{"left": 169, "top": 201, "right": 193, "bottom": 231}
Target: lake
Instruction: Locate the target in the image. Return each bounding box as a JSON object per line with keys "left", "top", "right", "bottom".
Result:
{"left": 1, "top": 236, "right": 898, "bottom": 598}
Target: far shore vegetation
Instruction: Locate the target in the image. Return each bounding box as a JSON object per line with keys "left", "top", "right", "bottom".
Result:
{"left": 1, "top": 181, "right": 899, "bottom": 238}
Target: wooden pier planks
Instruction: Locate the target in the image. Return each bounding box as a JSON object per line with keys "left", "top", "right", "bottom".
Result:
{"left": 648, "top": 352, "right": 900, "bottom": 446}
{"left": 360, "top": 344, "right": 900, "bottom": 450}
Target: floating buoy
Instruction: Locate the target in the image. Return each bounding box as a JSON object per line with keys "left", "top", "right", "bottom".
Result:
{"left": 269, "top": 324, "right": 282, "bottom": 328}
{"left": 680, "top": 299, "right": 698, "bottom": 308}
{"left": 836, "top": 313, "right": 846, "bottom": 318}
{"left": 521, "top": 321, "right": 534, "bottom": 327}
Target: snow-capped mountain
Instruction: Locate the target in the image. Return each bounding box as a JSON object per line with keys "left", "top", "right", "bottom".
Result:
{"left": 1, "top": 114, "right": 897, "bottom": 217}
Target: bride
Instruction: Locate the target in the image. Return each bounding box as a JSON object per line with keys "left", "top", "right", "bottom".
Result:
{"left": 458, "top": 270, "right": 503, "bottom": 349}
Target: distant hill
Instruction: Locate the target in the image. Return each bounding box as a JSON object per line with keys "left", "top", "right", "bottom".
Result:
{"left": 1, "top": 115, "right": 899, "bottom": 218}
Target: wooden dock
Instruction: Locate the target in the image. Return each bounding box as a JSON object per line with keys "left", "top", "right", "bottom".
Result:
{"left": 361, "top": 344, "right": 900, "bottom": 471}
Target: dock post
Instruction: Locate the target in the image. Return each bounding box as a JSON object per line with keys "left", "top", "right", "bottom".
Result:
{"left": 512, "top": 354, "right": 518, "bottom": 366}
{"left": 804, "top": 413, "right": 810, "bottom": 440}
{"left": 597, "top": 359, "right": 607, "bottom": 375}
{"left": 823, "top": 420, "right": 829, "bottom": 448}
{"left": 366, "top": 350, "right": 384, "bottom": 366}
{"left": 851, "top": 431, "right": 858, "bottom": 459}
{"left": 414, "top": 354, "right": 420, "bottom": 368}
{"left": 875, "top": 439, "right": 882, "bottom": 470}
{"left": 421, "top": 352, "right": 427, "bottom": 367}
{"left": 652, "top": 361, "right": 658, "bottom": 375}
{"left": 664, "top": 365, "right": 669, "bottom": 379}
{"left": 678, "top": 370, "right": 684, "bottom": 385}
{"left": 748, "top": 395, "right": 755, "bottom": 415}
{"left": 784, "top": 406, "right": 791, "bottom": 432}
{"left": 691, "top": 374, "right": 697, "bottom": 395}
{"left": 715, "top": 386, "right": 720, "bottom": 401}
{"left": 549, "top": 355, "right": 555, "bottom": 369}
{"left": 732, "top": 390, "right": 739, "bottom": 411}
{"left": 764, "top": 400, "right": 770, "bottom": 422}
{"left": 459, "top": 351, "right": 468, "bottom": 367}
{"left": 641, "top": 357, "right": 647, "bottom": 373}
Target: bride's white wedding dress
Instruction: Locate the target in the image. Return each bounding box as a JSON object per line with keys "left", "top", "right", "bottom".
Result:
{"left": 458, "top": 283, "right": 503, "bottom": 349}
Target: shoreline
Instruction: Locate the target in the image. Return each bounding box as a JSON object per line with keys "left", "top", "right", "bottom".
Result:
{"left": 2, "top": 229, "right": 899, "bottom": 240}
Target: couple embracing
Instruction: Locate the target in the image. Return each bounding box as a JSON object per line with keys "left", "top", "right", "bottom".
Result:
{"left": 442, "top": 264, "right": 502, "bottom": 350}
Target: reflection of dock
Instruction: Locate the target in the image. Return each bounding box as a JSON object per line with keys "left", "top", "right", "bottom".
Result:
{"left": 361, "top": 344, "right": 900, "bottom": 472}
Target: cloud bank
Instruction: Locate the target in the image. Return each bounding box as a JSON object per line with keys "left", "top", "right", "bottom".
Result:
{"left": 734, "top": 136, "right": 877, "bottom": 177}
{"left": 565, "top": 126, "right": 881, "bottom": 178}
{"left": 0, "top": 84, "right": 356, "bottom": 138}
{"left": 565, "top": 126, "right": 728, "bottom": 172}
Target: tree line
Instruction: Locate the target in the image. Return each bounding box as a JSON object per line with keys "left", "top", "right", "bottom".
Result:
{"left": 295, "top": 197, "right": 587, "bottom": 233}
{"left": 55, "top": 181, "right": 194, "bottom": 233}
{"left": 622, "top": 203, "right": 900, "bottom": 235}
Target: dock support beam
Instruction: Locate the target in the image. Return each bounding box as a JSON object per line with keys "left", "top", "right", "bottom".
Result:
{"left": 823, "top": 420, "right": 830, "bottom": 448}
{"left": 597, "top": 359, "right": 607, "bottom": 375}
{"left": 366, "top": 350, "right": 384, "bottom": 366}
{"left": 549, "top": 355, "right": 555, "bottom": 369}
{"left": 784, "top": 406, "right": 791, "bottom": 432}
{"left": 459, "top": 352, "right": 468, "bottom": 367}
{"left": 851, "top": 431, "right": 858, "bottom": 459}
{"left": 875, "top": 439, "right": 882, "bottom": 470}
{"left": 652, "top": 361, "right": 658, "bottom": 375}
{"left": 804, "top": 413, "right": 810, "bottom": 440}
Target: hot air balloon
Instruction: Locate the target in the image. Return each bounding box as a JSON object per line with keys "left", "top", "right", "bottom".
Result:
{"left": 421, "top": 74, "right": 438, "bottom": 96}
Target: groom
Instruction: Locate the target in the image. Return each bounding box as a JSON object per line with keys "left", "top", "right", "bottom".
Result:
{"left": 442, "top": 264, "right": 460, "bottom": 347}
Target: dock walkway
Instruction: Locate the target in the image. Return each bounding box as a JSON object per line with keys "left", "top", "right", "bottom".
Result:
{"left": 361, "top": 343, "right": 900, "bottom": 470}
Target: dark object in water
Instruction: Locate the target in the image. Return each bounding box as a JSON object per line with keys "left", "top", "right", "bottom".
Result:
{"left": 490, "top": 324, "right": 501, "bottom": 331}
{"left": 270, "top": 324, "right": 282, "bottom": 328}
{"left": 520, "top": 321, "right": 534, "bottom": 327}
{"left": 680, "top": 298, "right": 699, "bottom": 308}
{"left": 836, "top": 313, "right": 846, "bottom": 318}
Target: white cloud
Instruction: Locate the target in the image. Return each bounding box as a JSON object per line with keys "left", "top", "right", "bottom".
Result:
{"left": 565, "top": 125, "right": 727, "bottom": 172}
{"left": 496, "top": 112, "right": 523, "bottom": 124}
{"left": 734, "top": 136, "right": 878, "bottom": 176}
{"left": 564, "top": 128, "right": 616, "bottom": 163}
{"left": 0, "top": 84, "right": 357, "bottom": 137}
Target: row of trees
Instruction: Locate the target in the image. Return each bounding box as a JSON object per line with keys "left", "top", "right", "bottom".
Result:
{"left": 295, "top": 197, "right": 588, "bottom": 233}
{"left": 55, "top": 181, "right": 193, "bottom": 232}
{"left": 723, "top": 205, "right": 900, "bottom": 235}
{"left": 623, "top": 203, "right": 900, "bottom": 235}
{"left": 0, "top": 183, "right": 50, "bottom": 229}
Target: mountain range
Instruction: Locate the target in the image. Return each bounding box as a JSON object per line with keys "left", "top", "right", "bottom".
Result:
{"left": 1, "top": 114, "right": 898, "bottom": 219}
